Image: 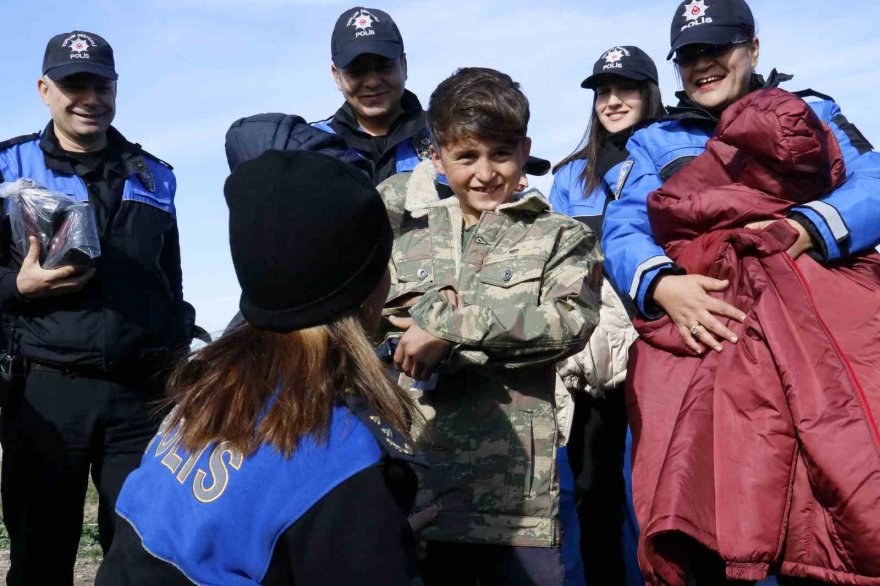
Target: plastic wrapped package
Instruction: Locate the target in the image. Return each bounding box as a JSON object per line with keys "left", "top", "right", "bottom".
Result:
{"left": 0, "top": 178, "right": 101, "bottom": 268}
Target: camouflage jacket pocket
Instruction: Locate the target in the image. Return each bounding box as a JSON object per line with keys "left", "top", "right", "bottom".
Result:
{"left": 388, "top": 258, "right": 434, "bottom": 305}
{"left": 479, "top": 257, "right": 544, "bottom": 306}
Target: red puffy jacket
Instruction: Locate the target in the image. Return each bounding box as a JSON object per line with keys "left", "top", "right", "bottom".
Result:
{"left": 629, "top": 88, "right": 880, "bottom": 585}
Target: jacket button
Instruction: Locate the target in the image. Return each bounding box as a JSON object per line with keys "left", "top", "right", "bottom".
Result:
{"left": 501, "top": 269, "right": 513, "bottom": 283}
{"left": 417, "top": 267, "right": 429, "bottom": 280}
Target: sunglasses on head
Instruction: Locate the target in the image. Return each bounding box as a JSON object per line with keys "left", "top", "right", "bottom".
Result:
{"left": 673, "top": 39, "right": 751, "bottom": 66}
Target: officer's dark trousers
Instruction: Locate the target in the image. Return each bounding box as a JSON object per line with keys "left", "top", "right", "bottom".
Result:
{"left": 566, "top": 388, "right": 630, "bottom": 585}
{"left": 0, "top": 367, "right": 164, "bottom": 586}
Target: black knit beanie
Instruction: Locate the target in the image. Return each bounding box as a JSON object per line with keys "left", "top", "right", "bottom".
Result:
{"left": 224, "top": 150, "right": 392, "bottom": 332}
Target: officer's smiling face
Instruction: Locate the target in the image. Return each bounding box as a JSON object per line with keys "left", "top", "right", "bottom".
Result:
{"left": 38, "top": 73, "right": 116, "bottom": 152}
{"left": 431, "top": 136, "right": 531, "bottom": 227}
{"left": 332, "top": 53, "right": 407, "bottom": 131}
{"left": 594, "top": 80, "right": 643, "bottom": 134}
{"left": 678, "top": 38, "right": 759, "bottom": 113}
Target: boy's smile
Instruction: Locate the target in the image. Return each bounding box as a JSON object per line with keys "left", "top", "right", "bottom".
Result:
{"left": 431, "top": 136, "right": 531, "bottom": 227}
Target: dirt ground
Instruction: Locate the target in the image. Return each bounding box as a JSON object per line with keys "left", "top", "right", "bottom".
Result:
{"left": 0, "top": 551, "right": 101, "bottom": 586}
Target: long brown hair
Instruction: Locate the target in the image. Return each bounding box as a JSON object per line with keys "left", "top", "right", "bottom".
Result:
{"left": 163, "top": 312, "right": 417, "bottom": 457}
{"left": 554, "top": 80, "right": 664, "bottom": 198}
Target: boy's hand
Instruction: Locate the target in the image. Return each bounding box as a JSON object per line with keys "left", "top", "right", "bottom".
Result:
{"left": 393, "top": 323, "right": 451, "bottom": 381}
{"left": 408, "top": 503, "right": 440, "bottom": 533}
{"left": 439, "top": 288, "right": 463, "bottom": 308}
{"left": 385, "top": 293, "right": 423, "bottom": 330}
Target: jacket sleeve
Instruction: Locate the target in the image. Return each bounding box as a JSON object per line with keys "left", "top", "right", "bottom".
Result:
{"left": 158, "top": 177, "right": 194, "bottom": 347}
{"left": 278, "top": 464, "right": 422, "bottom": 586}
{"left": 548, "top": 164, "right": 572, "bottom": 214}
{"left": 789, "top": 98, "right": 880, "bottom": 261}
{"left": 0, "top": 170, "right": 22, "bottom": 310}
{"left": 556, "top": 278, "right": 638, "bottom": 397}
{"left": 601, "top": 131, "right": 676, "bottom": 317}
{"left": 409, "top": 221, "right": 602, "bottom": 367}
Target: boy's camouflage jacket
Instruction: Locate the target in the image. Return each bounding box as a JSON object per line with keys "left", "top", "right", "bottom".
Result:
{"left": 378, "top": 161, "right": 602, "bottom": 547}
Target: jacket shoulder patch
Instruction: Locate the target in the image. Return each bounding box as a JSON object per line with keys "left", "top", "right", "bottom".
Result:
{"left": 614, "top": 160, "right": 635, "bottom": 199}
{"left": 345, "top": 395, "right": 427, "bottom": 466}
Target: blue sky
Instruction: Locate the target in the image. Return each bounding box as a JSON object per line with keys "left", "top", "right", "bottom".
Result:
{"left": 5, "top": 0, "right": 879, "bottom": 334}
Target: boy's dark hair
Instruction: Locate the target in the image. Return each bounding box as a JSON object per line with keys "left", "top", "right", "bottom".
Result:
{"left": 428, "top": 67, "right": 529, "bottom": 147}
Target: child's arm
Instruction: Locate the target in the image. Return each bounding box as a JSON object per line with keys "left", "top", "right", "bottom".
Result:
{"left": 408, "top": 222, "right": 602, "bottom": 367}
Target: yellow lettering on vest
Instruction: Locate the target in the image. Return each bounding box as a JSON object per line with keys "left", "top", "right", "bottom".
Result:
{"left": 192, "top": 442, "right": 244, "bottom": 503}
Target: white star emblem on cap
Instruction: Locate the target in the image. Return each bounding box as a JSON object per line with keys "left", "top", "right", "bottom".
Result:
{"left": 683, "top": 0, "right": 709, "bottom": 22}
{"left": 604, "top": 48, "right": 625, "bottom": 64}
{"left": 354, "top": 14, "right": 373, "bottom": 30}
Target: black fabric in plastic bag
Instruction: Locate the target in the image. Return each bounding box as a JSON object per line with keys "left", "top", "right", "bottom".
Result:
{"left": 0, "top": 178, "right": 101, "bottom": 268}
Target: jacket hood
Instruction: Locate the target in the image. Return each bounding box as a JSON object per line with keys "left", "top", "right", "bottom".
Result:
{"left": 403, "top": 160, "right": 550, "bottom": 218}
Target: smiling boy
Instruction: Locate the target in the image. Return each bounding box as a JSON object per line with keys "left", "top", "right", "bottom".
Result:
{"left": 380, "top": 68, "right": 602, "bottom": 584}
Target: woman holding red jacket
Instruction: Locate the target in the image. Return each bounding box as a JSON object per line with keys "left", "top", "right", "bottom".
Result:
{"left": 601, "top": 0, "right": 880, "bottom": 584}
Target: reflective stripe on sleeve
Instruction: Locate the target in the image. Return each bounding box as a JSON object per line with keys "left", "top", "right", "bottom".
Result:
{"left": 629, "top": 255, "right": 675, "bottom": 300}
{"left": 802, "top": 200, "right": 849, "bottom": 242}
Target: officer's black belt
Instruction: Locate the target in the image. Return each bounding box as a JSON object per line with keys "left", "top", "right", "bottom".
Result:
{"left": 26, "top": 358, "right": 155, "bottom": 384}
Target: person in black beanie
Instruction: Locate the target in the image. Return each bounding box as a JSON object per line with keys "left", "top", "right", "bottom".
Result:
{"left": 96, "top": 150, "right": 425, "bottom": 586}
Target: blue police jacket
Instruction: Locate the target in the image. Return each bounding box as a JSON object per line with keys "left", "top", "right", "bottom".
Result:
{"left": 312, "top": 119, "right": 426, "bottom": 175}
{"left": 312, "top": 90, "right": 431, "bottom": 185}
{"left": 114, "top": 399, "right": 416, "bottom": 585}
{"left": 0, "top": 127, "right": 190, "bottom": 369}
{"left": 603, "top": 88, "right": 880, "bottom": 317}
{"left": 549, "top": 158, "right": 630, "bottom": 239}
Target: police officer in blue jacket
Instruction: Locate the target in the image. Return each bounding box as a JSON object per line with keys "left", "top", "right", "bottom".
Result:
{"left": 96, "top": 150, "right": 424, "bottom": 586}
{"left": 313, "top": 6, "right": 432, "bottom": 185}
{"left": 0, "top": 31, "right": 193, "bottom": 585}
{"left": 550, "top": 45, "right": 666, "bottom": 586}
{"left": 603, "top": 0, "right": 880, "bottom": 354}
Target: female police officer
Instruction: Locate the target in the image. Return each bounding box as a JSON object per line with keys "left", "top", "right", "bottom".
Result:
{"left": 96, "top": 150, "right": 423, "bottom": 585}
{"left": 602, "top": 1, "right": 880, "bottom": 584}
{"left": 550, "top": 44, "right": 664, "bottom": 586}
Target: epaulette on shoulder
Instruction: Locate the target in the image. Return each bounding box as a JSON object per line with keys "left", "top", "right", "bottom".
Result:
{"left": 794, "top": 89, "right": 835, "bottom": 103}
{"left": 344, "top": 395, "right": 427, "bottom": 466}
{"left": 139, "top": 148, "right": 173, "bottom": 170}
{"left": 0, "top": 133, "right": 40, "bottom": 152}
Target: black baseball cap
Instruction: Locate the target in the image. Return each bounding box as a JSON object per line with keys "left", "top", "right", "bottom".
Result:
{"left": 42, "top": 31, "right": 117, "bottom": 81}
{"left": 524, "top": 156, "right": 551, "bottom": 176}
{"left": 331, "top": 7, "right": 404, "bottom": 68}
{"left": 668, "top": 0, "right": 755, "bottom": 60}
{"left": 581, "top": 46, "right": 658, "bottom": 89}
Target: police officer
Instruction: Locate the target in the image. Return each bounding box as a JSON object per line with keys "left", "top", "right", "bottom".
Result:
{"left": 0, "top": 31, "right": 192, "bottom": 585}
{"left": 96, "top": 150, "right": 423, "bottom": 586}
{"left": 314, "top": 6, "right": 432, "bottom": 185}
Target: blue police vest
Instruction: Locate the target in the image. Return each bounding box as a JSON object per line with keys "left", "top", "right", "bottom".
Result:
{"left": 115, "top": 403, "right": 383, "bottom": 586}
{"left": 312, "top": 120, "right": 423, "bottom": 174}
{"left": 0, "top": 135, "right": 176, "bottom": 216}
